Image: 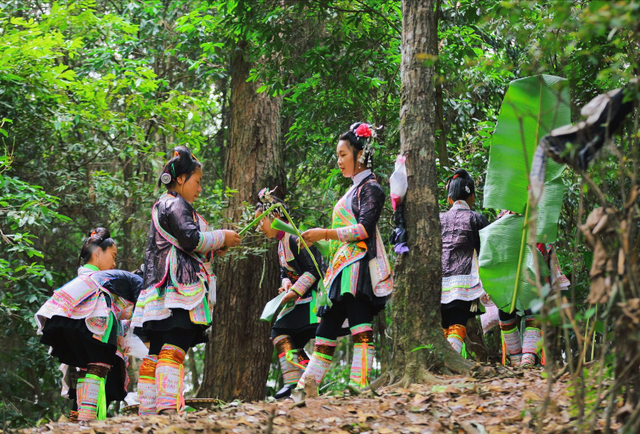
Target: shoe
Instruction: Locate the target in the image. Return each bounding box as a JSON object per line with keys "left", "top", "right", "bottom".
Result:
{"left": 521, "top": 353, "right": 536, "bottom": 366}
{"left": 274, "top": 384, "right": 296, "bottom": 399}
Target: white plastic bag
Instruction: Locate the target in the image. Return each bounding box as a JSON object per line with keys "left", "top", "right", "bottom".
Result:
{"left": 389, "top": 155, "right": 408, "bottom": 210}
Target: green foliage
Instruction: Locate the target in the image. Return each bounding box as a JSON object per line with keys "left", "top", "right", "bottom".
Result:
{"left": 479, "top": 214, "right": 548, "bottom": 311}
{"left": 479, "top": 75, "right": 570, "bottom": 312}
{"left": 0, "top": 0, "right": 638, "bottom": 428}
{"left": 483, "top": 75, "right": 570, "bottom": 239}
{"left": 0, "top": 157, "right": 69, "bottom": 425}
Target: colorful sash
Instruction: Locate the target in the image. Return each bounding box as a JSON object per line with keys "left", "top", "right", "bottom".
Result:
{"left": 323, "top": 188, "right": 368, "bottom": 294}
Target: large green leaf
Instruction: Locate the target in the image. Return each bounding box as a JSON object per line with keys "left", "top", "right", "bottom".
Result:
{"left": 483, "top": 74, "right": 570, "bottom": 243}
{"left": 478, "top": 215, "right": 549, "bottom": 312}
{"left": 480, "top": 75, "right": 570, "bottom": 312}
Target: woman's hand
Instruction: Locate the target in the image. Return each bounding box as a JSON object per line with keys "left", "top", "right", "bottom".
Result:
{"left": 223, "top": 230, "right": 241, "bottom": 248}
{"left": 280, "top": 290, "right": 299, "bottom": 305}
{"left": 278, "top": 281, "right": 293, "bottom": 293}
{"left": 301, "top": 228, "right": 325, "bottom": 246}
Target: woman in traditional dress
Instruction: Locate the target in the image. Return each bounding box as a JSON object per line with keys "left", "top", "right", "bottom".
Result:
{"left": 298, "top": 122, "right": 393, "bottom": 391}
{"left": 61, "top": 228, "right": 123, "bottom": 421}
{"left": 132, "top": 146, "right": 240, "bottom": 415}
{"left": 254, "top": 189, "right": 323, "bottom": 399}
{"left": 495, "top": 216, "right": 570, "bottom": 367}
{"left": 440, "top": 169, "right": 489, "bottom": 355}
{"left": 36, "top": 230, "right": 143, "bottom": 421}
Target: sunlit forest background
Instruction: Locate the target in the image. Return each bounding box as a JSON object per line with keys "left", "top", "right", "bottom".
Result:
{"left": 1, "top": 0, "right": 639, "bottom": 431}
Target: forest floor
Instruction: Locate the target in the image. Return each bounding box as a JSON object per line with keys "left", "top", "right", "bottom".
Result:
{"left": 20, "top": 366, "right": 619, "bottom": 434}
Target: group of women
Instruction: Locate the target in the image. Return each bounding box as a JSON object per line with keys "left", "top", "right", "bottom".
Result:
{"left": 35, "top": 121, "right": 393, "bottom": 421}
{"left": 35, "top": 119, "right": 564, "bottom": 422}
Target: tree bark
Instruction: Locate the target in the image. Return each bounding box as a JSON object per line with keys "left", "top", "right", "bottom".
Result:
{"left": 389, "top": 0, "right": 472, "bottom": 384}
{"left": 200, "top": 39, "right": 285, "bottom": 401}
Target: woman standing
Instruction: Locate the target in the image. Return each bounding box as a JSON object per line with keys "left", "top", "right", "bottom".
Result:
{"left": 299, "top": 122, "right": 393, "bottom": 391}
{"left": 132, "top": 146, "right": 241, "bottom": 415}
{"left": 255, "top": 189, "right": 322, "bottom": 399}
{"left": 439, "top": 170, "right": 489, "bottom": 354}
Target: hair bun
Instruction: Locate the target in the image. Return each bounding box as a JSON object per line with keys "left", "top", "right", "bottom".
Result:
{"left": 157, "top": 146, "right": 202, "bottom": 188}
{"left": 453, "top": 169, "right": 470, "bottom": 179}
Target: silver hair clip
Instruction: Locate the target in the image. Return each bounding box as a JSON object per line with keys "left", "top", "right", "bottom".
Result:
{"left": 160, "top": 172, "right": 172, "bottom": 185}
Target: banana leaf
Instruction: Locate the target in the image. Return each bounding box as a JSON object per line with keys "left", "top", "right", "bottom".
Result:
{"left": 270, "top": 218, "right": 331, "bottom": 258}
{"left": 478, "top": 215, "right": 549, "bottom": 312}
{"left": 480, "top": 75, "right": 570, "bottom": 312}
{"left": 483, "top": 74, "right": 570, "bottom": 242}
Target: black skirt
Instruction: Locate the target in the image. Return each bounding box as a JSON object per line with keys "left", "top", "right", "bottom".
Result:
{"left": 41, "top": 316, "right": 118, "bottom": 367}
{"left": 441, "top": 299, "right": 483, "bottom": 328}
{"left": 272, "top": 299, "right": 315, "bottom": 331}
{"left": 133, "top": 308, "right": 208, "bottom": 349}
{"left": 319, "top": 257, "right": 387, "bottom": 317}
{"left": 41, "top": 316, "right": 127, "bottom": 402}
{"left": 270, "top": 322, "right": 318, "bottom": 347}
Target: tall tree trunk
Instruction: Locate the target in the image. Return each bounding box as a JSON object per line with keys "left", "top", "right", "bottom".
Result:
{"left": 200, "top": 40, "right": 285, "bottom": 401}
{"left": 389, "top": 0, "right": 471, "bottom": 385}
{"left": 432, "top": 0, "right": 450, "bottom": 167}
{"left": 120, "top": 156, "right": 135, "bottom": 270}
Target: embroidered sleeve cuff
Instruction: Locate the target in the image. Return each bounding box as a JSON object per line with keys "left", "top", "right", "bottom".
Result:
{"left": 195, "top": 230, "right": 226, "bottom": 253}
{"left": 281, "top": 278, "right": 292, "bottom": 288}
{"left": 290, "top": 272, "right": 316, "bottom": 297}
{"left": 336, "top": 223, "right": 368, "bottom": 242}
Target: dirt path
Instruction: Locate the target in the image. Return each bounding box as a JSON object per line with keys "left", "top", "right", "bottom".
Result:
{"left": 21, "top": 369, "right": 618, "bottom": 434}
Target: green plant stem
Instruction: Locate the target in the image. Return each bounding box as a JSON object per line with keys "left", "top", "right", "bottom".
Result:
{"left": 239, "top": 203, "right": 328, "bottom": 303}
{"left": 590, "top": 304, "right": 598, "bottom": 362}
{"left": 510, "top": 200, "right": 530, "bottom": 313}
{"left": 238, "top": 203, "right": 280, "bottom": 236}
{"left": 276, "top": 205, "right": 323, "bottom": 277}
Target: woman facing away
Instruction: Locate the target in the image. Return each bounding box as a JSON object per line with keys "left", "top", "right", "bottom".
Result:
{"left": 132, "top": 146, "right": 241, "bottom": 415}
{"left": 298, "top": 122, "right": 393, "bottom": 392}
{"left": 440, "top": 169, "right": 489, "bottom": 355}
{"left": 254, "top": 189, "right": 323, "bottom": 399}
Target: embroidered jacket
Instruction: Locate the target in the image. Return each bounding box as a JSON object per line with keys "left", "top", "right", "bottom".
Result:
{"left": 324, "top": 171, "right": 393, "bottom": 298}
{"left": 36, "top": 270, "right": 143, "bottom": 343}
{"left": 440, "top": 200, "right": 489, "bottom": 304}
{"left": 132, "top": 191, "right": 225, "bottom": 327}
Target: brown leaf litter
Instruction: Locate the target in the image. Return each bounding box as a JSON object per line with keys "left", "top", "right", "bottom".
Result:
{"left": 20, "top": 369, "right": 621, "bottom": 434}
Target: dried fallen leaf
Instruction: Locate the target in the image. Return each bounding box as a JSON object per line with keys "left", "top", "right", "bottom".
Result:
{"left": 459, "top": 421, "right": 488, "bottom": 434}
{"left": 522, "top": 391, "right": 541, "bottom": 402}
{"left": 272, "top": 416, "right": 287, "bottom": 425}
